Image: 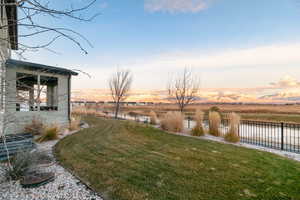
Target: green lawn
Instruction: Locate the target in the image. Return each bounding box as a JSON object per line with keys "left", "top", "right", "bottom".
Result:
{"left": 55, "top": 116, "right": 300, "bottom": 200}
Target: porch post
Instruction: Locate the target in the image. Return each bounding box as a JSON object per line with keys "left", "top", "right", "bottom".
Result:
{"left": 37, "top": 74, "right": 40, "bottom": 111}
{"left": 29, "top": 84, "right": 34, "bottom": 110}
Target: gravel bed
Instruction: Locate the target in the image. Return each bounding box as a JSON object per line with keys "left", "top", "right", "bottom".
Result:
{"left": 0, "top": 128, "right": 103, "bottom": 200}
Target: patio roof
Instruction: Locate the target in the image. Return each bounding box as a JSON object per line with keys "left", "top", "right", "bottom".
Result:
{"left": 6, "top": 59, "right": 79, "bottom": 76}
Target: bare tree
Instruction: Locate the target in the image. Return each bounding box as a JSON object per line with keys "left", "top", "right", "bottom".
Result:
{"left": 167, "top": 68, "right": 200, "bottom": 112}
{"left": 109, "top": 70, "right": 133, "bottom": 119}
{"left": 0, "top": 0, "right": 100, "bottom": 57}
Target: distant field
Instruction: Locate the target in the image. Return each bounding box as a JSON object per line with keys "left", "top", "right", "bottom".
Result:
{"left": 100, "top": 103, "right": 300, "bottom": 114}
{"left": 94, "top": 104, "right": 300, "bottom": 123}
{"left": 240, "top": 113, "right": 300, "bottom": 123}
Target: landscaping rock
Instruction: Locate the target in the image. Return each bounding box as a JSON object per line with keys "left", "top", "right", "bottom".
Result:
{"left": 0, "top": 129, "right": 103, "bottom": 200}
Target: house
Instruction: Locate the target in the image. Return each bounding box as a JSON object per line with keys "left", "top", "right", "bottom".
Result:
{"left": 0, "top": 1, "right": 78, "bottom": 135}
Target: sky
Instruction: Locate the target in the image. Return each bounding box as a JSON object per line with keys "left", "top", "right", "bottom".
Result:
{"left": 15, "top": 0, "right": 300, "bottom": 101}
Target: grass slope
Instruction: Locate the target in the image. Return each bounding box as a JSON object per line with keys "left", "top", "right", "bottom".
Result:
{"left": 55, "top": 116, "right": 300, "bottom": 200}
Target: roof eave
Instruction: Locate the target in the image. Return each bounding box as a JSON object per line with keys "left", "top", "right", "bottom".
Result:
{"left": 5, "top": 59, "right": 79, "bottom": 76}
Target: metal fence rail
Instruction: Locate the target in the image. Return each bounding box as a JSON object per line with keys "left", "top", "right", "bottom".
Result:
{"left": 220, "top": 120, "right": 300, "bottom": 153}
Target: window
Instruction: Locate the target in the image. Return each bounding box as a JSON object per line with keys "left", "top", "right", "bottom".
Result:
{"left": 16, "top": 73, "right": 58, "bottom": 111}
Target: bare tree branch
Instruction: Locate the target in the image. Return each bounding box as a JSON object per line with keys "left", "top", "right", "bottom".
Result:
{"left": 0, "top": 0, "right": 100, "bottom": 56}
{"left": 168, "top": 68, "right": 200, "bottom": 112}
{"left": 108, "top": 70, "right": 133, "bottom": 119}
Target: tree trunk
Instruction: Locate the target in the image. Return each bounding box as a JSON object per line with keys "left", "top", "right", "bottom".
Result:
{"left": 115, "top": 101, "right": 120, "bottom": 119}
{"left": 179, "top": 103, "right": 184, "bottom": 113}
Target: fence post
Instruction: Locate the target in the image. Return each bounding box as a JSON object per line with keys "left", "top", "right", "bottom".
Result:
{"left": 238, "top": 122, "right": 240, "bottom": 137}
{"left": 281, "top": 122, "right": 284, "bottom": 150}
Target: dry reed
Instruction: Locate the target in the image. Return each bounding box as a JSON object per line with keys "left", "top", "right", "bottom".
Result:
{"left": 191, "top": 109, "right": 205, "bottom": 136}
{"left": 160, "top": 111, "right": 184, "bottom": 132}
{"left": 209, "top": 111, "right": 221, "bottom": 136}
{"left": 24, "top": 117, "right": 44, "bottom": 136}
{"left": 224, "top": 112, "right": 241, "bottom": 143}
{"left": 149, "top": 110, "right": 158, "bottom": 125}
{"left": 69, "top": 115, "right": 82, "bottom": 131}
{"left": 37, "top": 124, "right": 60, "bottom": 142}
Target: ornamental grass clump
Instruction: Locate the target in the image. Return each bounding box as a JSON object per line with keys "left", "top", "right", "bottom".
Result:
{"left": 37, "top": 125, "right": 60, "bottom": 143}
{"left": 191, "top": 109, "right": 205, "bottom": 136}
{"left": 160, "top": 111, "right": 184, "bottom": 132}
{"left": 69, "top": 115, "right": 81, "bottom": 131}
{"left": 24, "top": 117, "right": 44, "bottom": 136}
{"left": 3, "top": 150, "right": 35, "bottom": 181}
{"left": 209, "top": 111, "right": 221, "bottom": 136}
{"left": 149, "top": 110, "right": 158, "bottom": 125}
{"left": 224, "top": 112, "right": 241, "bottom": 143}
{"left": 3, "top": 151, "right": 52, "bottom": 181}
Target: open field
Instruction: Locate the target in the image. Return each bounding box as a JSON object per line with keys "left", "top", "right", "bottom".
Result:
{"left": 100, "top": 103, "right": 300, "bottom": 114}
{"left": 55, "top": 116, "right": 300, "bottom": 200}
{"left": 240, "top": 113, "right": 300, "bottom": 123}
{"left": 84, "top": 103, "right": 300, "bottom": 123}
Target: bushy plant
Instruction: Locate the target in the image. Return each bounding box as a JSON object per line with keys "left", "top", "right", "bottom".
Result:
{"left": 149, "top": 110, "right": 158, "bottom": 125}
{"left": 209, "top": 111, "right": 221, "bottom": 136}
{"left": 191, "top": 109, "right": 205, "bottom": 136}
{"left": 69, "top": 115, "right": 82, "bottom": 131}
{"left": 160, "top": 111, "right": 184, "bottom": 132}
{"left": 2, "top": 150, "right": 52, "bottom": 181}
{"left": 209, "top": 106, "right": 220, "bottom": 113}
{"left": 3, "top": 150, "right": 35, "bottom": 180}
{"left": 24, "top": 117, "right": 44, "bottom": 135}
{"left": 224, "top": 112, "right": 240, "bottom": 143}
{"left": 37, "top": 125, "right": 59, "bottom": 142}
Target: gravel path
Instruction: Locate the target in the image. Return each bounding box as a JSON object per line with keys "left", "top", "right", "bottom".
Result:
{"left": 0, "top": 130, "right": 103, "bottom": 200}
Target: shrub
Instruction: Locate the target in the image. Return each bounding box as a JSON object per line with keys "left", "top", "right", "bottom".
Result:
{"left": 37, "top": 125, "right": 59, "bottom": 142}
{"left": 209, "top": 111, "right": 221, "bottom": 136}
{"left": 24, "top": 118, "right": 44, "bottom": 136}
{"left": 224, "top": 112, "right": 240, "bottom": 143}
{"left": 191, "top": 126, "right": 205, "bottom": 136}
{"left": 160, "top": 111, "right": 184, "bottom": 132}
{"left": 149, "top": 110, "right": 158, "bottom": 125}
{"left": 3, "top": 150, "right": 35, "bottom": 181}
{"left": 69, "top": 115, "right": 81, "bottom": 131}
{"left": 191, "top": 109, "right": 205, "bottom": 136}
{"left": 209, "top": 106, "right": 220, "bottom": 113}
{"left": 2, "top": 150, "right": 52, "bottom": 181}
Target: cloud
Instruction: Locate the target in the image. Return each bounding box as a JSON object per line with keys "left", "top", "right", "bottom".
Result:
{"left": 144, "top": 0, "right": 210, "bottom": 13}
{"left": 136, "top": 43, "right": 300, "bottom": 70}
{"left": 270, "top": 75, "right": 300, "bottom": 88}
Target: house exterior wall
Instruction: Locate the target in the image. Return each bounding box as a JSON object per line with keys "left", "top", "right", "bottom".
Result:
{"left": 3, "top": 66, "right": 71, "bottom": 135}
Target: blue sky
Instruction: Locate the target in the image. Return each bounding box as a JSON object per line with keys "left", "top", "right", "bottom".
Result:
{"left": 19, "top": 0, "right": 300, "bottom": 93}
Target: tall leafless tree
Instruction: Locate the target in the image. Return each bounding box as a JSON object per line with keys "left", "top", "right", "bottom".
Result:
{"left": 168, "top": 68, "right": 200, "bottom": 112}
{"left": 109, "top": 70, "right": 133, "bottom": 119}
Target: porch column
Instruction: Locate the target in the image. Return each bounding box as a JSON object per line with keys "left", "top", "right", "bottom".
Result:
{"left": 29, "top": 84, "right": 34, "bottom": 110}
{"left": 37, "top": 74, "right": 40, "bottom": 111}
{"left": 47, "top": 86, "right": 54, "bottom": 107}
